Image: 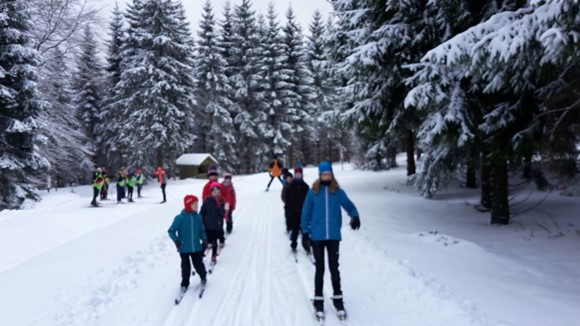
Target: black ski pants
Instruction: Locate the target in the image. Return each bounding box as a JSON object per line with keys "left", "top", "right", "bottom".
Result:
{"left": 180, "top": 252, "right": 206, "bottom": 287}
{"left": 206, "top": 230, "right": 221, "bottom": 257}
{"left": 137, "top": 184, "right": 142, "bottom": 197}
{"left": 266, "top": 175, "right": 282, "bottom": 189}
{"left": 312, "top": 240, "right": 342, "bottom": 297}
{"left": 91, "top": 187, "right": 99, "bottom": 205}
{"left": 288, "top": 212, "right": 301, "bottom": 250}
{"left": 161, "top": 183, "right": 166, "bottom": 202}
{"left": 127, "top": 185, "right": 134, "bottom": 200}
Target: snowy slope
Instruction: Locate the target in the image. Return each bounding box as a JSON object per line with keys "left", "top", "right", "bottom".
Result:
{"left": 0, "top": 163, "right": 578, "bottom": 326}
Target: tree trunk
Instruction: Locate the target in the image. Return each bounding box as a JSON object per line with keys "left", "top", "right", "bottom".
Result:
{"left": 490, "top": 160, "right": 510, "bottom": 225}
{"left": 406, "top": 129, "right": 416, "bottom": 176}
{"left": 466, "top": 147, "right": 477, "bottom": 188}
{"left": 388, "top": 142, "right": 397, "bottom": 168}
{"left": 480, "top": 150, "right": 492, "bottom": 209}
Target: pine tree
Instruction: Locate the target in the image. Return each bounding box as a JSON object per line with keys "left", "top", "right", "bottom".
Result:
{"left": 74, "top": 26, "right": 104, "bottom": 159}
{"left": 0, "top": 0, "right": 49, "bottom": 209}
{"left": 194, "top": 0, "right": 237, "bottom": 172}
{"left": 281, "top": 6, "right": 316, "bottom": 167}
{"left": 38, "top": 48, "right": 93, "bottom": 187}
{"left": 255, "top": 4, "right": 292, "bottom": 160}
{"left": 112, "top": 0, "right": 196, "bottom": 171}
{"left": 230, "top": 0, "right": 262, "bottom": 172}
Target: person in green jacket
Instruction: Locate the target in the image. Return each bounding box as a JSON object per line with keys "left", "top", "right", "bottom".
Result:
{"left": 168, "top": 195, "right": 208, "bottom": 292}
{"left": 127, "top": 171, "right": 137, "bottom": 202}
{"left": 135, "top": 169, "right": 145, "bottom": 198}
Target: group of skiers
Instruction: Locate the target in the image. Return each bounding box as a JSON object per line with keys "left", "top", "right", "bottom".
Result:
{"left": 90, "top": 166, "right": 167, "bottom": 207}
{"left": 167, "top": 165, "right": 237, "bottom": 299}
{"left": 280, "top": 160, "right": 361, "bottom": 321}
{"left": 167, "top": 158, "right": 360, "bottom": 321}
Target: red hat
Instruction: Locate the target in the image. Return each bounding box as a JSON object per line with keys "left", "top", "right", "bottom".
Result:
{"left": 210, "top": 182, "right": 222, "bottom": 192}
{"left": 294, "top": 167, "right": 303, "bottom": 174}
{"left": 184, "top": 195, "right": 198, "bottom": 212}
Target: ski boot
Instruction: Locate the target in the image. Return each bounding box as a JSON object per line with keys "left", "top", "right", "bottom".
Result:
{"left": 332, "top": 295, "right": 347, "bottom": 320}
{"left": 313, "top": 296, "right": 325, "bottom": 321}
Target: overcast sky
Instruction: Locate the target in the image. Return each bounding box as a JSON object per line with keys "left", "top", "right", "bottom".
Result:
{"left": 98, "top": 0, "right": 334, "bottom": 36}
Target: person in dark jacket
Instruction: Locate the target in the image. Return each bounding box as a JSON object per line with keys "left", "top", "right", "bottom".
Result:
{"left": 301, "top": 161, "right": 360, "bottom": 320}
{"left": 281, "top": 172, "right": 293, "bottom": 233}
{"left": 201, "top": 182, "right": 226, "bottom": 263}
{"left": 283, "top": 167, "right": 310, "bottom": 253}
{"left": 168, "top": 195, "right": 208, "bottom": 292}
{"left": 116, "top": 168, "right": 127, "bottom": 203}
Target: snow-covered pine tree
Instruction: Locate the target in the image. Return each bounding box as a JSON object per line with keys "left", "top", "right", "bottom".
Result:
{"left": 38, "top": 48, "right": 93, "bottom": 187}
{"left": 97, "top": 1, "right": 125, "bottom": 170}
{"left": 281, "top": 6, "right": 316, "bottom": 168}
{"left": 255, "top": 4, "right": 292, "bottom": 162}
{"left": 194, "top": 0, "right": 238, "bottom": 173}
{"left": 112, "top": 0, "right": 196, "bottom": 171}
{"left": 74, "top": 26, "right": 104, "bottom": 162}
{"left": 0, "top": 0, "right": 50, "bottom": 210}
{"left": 230, "top": 0, "right": 262, "bottom": 173}
{"left": 305, "top": 10, "right": 342, "bottom": 165}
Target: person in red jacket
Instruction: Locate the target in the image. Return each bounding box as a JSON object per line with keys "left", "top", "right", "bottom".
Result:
{"left": 222, "top": 173, "right": 236, "bottom": 234}
{"left": 202, "top": 165, "right": 220, "bottom": 201}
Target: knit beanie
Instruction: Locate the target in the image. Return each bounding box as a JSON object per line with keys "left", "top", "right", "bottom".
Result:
{"left": 184, "top": 195, "right": 198, "bottom": 212}
{"left": 318, "top": 161, "right": 333, "bottom": 175}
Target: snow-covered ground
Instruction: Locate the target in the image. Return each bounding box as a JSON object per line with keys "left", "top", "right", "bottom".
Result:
{"left": 0, "top": 161, "right": 579, "bottom": 326}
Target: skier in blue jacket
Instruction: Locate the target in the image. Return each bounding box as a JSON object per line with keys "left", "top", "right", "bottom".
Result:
{"left": 168, "top": 195, "right": 208, "bottom": 293}
{"left": 301, "top": 161, "right": 360, "bottom": 320}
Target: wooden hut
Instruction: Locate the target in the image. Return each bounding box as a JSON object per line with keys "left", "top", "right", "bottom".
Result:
{"left": 175, "top": 153, "right": 219, "bottom": 179}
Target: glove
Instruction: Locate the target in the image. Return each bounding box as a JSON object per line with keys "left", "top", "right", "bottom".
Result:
{"left": 350, "top": 218, "right": 361, "bottom": 230}
{"left": 175, "top": 240, "right": 183, "bottom": 250}
{"left": 224, "top": 202, "right": 230, "bottom": 211}
{"left": 302, "top": 233, "right": 311, "bottom": 248}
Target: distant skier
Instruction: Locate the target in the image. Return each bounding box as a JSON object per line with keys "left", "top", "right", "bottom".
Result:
{"left": 221, "top": 173, "right": 236, "bottom": 234}
{"left": 127, "top": 171, "right": 136, "bottom": 202}
{"left": 201, "top": 182, "right": 226, "bottom": 264}
{"left": 116, "top": 168, "right": 127, "bottom": 203}
{"left": 91, "top": 168, "right": 104, "bottom": 207}
{"left": 283, "top": 167, "right": 310, "bottom": 253}
{"left": 281, "top": 171, "right": 293, "bottom": 233}
{"left": 135, "top": 169, "right": 144, "bottom": 198}
{"left": 100, "top": 170, "right": 111, "bottom": 200}
{"left": 168, "top": 195, "right": 208, "bottom": 294}
{"left": 155, "top": 166, "right": 167, "bottom": 203}
{"left": 301, "top": 161, "right": 361, "bottom": 320}
{"left": 266, "top": 155, "right": 283, "bottom": 191}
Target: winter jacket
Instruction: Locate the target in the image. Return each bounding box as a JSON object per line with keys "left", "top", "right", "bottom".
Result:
{"left": 155, "top": 170, "right": 167, "bottom": 185}
{"left": 201, "top": 196, "right": 226, "bottom": 231}
{"left": 202, "top": 181, "right": 225, "bottom": 201}
{"left": 284, "top": 179, "right": 310, "bottom": 218}
{"left": 301, "top": 178, "right": 359, "bottom": 241}
{"left": 116, "top": 173, "right": 126, "bottom": 187}
{"left": 127, "top": 174, "right": 136, "bottom": 188}
{"left": 222, "top": 183, "right": 237, "bottom": 211}
{"left": 269, "top": 159, "right": 282, "bottom": 177}
{"left": 93, "top": 172, "right": 104, "bottom": 190}
{"left": 168, "top": 209, "right": 207, "bottom": 253}
{"left": 136, "top": 173, "right": 144, "bottom": 185}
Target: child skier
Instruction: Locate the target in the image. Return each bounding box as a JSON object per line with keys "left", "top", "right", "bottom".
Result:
{"left": 281, "top": 171, "right": 293, "bottom": 233}
{"left": 301, "top": 161, "right": 361, "bottom": 321}
{"left": 283, "top": 167, "right": 310, "bottom": 253}
{"left": 116, "top": 168, "right": 127, "bottom": 203}
{"left": 155, "top": 166, "right": 167, "bottom": 203}
{"left": 222, "top": 173, "right": 236, "bottom": 234}
{"left": 91, "top": 168, "right": 104, "bottom": 207}
{"left": 202, "top": 165, "right": 220, "bottom": 200}
{"left": 201, "top": 182, "right": 226, "bottom": 264}
{"left": 168, "top": 195, "right": 208, "bottom": 296}
{"left": 127, "top": 171, "right": 136, "bottom": 202}
{"left": 100, "top": 172, "right": 111, "bottom": 200}
{"left": 135, "top": 169, "right": 144, "bottom": 198}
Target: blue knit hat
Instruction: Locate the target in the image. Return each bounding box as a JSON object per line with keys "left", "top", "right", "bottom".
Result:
{"left": 318, "top": 161, "right": 333, "bottom": 175}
